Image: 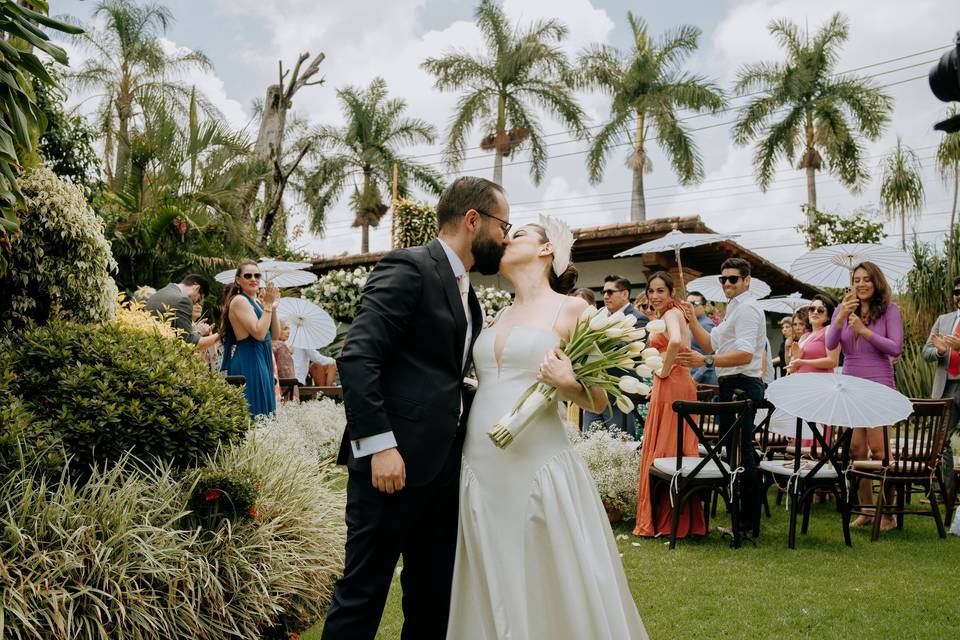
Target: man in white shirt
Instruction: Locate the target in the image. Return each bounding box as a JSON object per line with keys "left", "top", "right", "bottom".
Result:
{"left": 291, "top": 346, "right": 336, "bottom": 385}
{"left": 677, "top": 257, "right": 767, "bottom": 537}
{"left": 923, "top": 275, "right": 960, "bottom": 503}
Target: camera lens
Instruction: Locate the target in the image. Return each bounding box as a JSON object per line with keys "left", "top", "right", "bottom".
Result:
{"left": 929, "top": 35, "right": 960, "bottom": 102}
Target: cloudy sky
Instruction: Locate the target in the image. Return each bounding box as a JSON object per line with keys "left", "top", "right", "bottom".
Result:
{"left": 56, "top": 0, "right": 960, "bottom": 272}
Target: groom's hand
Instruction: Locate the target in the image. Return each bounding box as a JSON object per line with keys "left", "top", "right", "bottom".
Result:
{"left": 371, "top": 447, "right": 406, "bottom": 494}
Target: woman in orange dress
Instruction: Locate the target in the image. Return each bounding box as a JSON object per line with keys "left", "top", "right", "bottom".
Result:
{"left": 633, "top": 271, "right": 707, "bottom": 538}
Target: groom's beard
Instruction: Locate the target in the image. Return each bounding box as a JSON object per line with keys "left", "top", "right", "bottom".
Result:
{"left": 472, "top": 233, "right": 504, "bottom": 275}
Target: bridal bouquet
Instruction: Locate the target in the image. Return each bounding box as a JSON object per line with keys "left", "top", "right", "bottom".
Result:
{"left": 488, "top": 308, "right": 666, "bottom": 448}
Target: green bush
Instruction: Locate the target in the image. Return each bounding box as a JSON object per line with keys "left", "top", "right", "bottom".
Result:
{"left": 0, "top": 166, "right": 118, "bottom": 331}
{"left": 0, "top": 437, "right": 346, "bottom": 639}
{"left": 1, "top": 320, "right": 249, "bottom": 469}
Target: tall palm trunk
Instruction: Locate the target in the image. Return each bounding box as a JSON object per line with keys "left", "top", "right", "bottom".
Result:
{"left": 805, "top": 164, "right": 817, "bottom": 219}
{"left": 949, "top": 164, "right": 959, "bottom": 283}
{"left": 493, "top": 92, "right": 506, "bottom": 186}
{"left": 630, "top": 115, "right": 646, "bottom": 222}
{"left": 803, "top": 118, "right": 817, "bottom": 226}
{"left": 900, "top": 209, "right": 907, "bottom": 252}
{"left": 115, "top": 110, "right": 131, "bottom": 194}
{"left": 361, "top": 224, "right": 370, "bottom": 254}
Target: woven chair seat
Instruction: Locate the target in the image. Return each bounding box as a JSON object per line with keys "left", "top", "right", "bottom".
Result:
{"left": 759, "top": 459, "right": 839, "bottom": 479}
{"left": 851, "top": 459, "right": 931, "bottom": 475}
{"left": 653, "top": 456, "right": 730, "bottom": 479}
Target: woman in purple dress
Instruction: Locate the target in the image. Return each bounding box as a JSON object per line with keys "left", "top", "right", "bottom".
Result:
{"left": 825, "top": 261, "right": 903, "bottom": 529}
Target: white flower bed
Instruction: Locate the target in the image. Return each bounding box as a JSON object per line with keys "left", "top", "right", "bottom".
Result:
{"left": 253, "top": 398, "right": 346, "bottom": 467}
{"left": 572, "top": 426, "right": 640, "bottom": 517}
{"left": 475, "top": 285, "right": 512, "bottom": 325}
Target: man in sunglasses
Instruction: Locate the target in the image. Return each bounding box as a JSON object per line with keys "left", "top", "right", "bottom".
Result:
{"left": 145, "top": 273, "right": 220, "bottom": 350}
{"left": 923, "top": 275, "right": 960, "bottom": 502}
{"left": 580, "top": 275, "right": 648, "bottom": 436}
{"left": 677, "top": 257, "right": 766, "bottom": 538}
{"left": 686, "top": 290, "right": 717, "bottom": 385}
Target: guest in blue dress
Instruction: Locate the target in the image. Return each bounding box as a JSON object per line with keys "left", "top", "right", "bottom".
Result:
{"left": 219, "top": 260, "right": 280, "bottom": 417}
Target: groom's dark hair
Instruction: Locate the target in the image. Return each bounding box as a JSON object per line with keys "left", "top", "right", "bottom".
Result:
{"left": 436, "top": 176, "right": 505, "bottom": 230}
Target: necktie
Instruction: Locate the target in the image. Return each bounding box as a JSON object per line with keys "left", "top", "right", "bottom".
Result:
{"left": 948, "top": 317, "right": 960, "bottom": 378}
{"left": 457, "top": 274, "right": 471, "bottom": 369}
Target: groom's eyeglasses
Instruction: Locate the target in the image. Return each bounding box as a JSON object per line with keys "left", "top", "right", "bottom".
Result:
{"left": 718, "top": 275, "right": 742, "bottom": 285}
{"left": 474, "top": 209, "right": 512, "bottom": 236}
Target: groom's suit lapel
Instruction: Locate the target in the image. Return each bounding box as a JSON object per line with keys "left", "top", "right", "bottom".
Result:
{"left": 427, "top": 239, "right": 468, "bottom": 372}
{"left": 464, "top": 287, "right": 482, "bottom": 377}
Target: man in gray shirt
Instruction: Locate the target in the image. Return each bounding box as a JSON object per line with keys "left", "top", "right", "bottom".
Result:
{"left": 145, "top": 274, "right": 219, "bottom": 350}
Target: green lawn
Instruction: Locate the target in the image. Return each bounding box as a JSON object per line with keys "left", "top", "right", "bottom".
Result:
{"left": 304, "top": 492, "right": 959, "bottom": 639}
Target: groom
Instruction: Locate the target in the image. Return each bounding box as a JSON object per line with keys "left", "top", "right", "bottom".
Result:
{"left": 321, "top": 176, "right": 511, "bottom": 640}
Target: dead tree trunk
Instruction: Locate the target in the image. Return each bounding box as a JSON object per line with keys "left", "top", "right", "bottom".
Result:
{"left": 244, "top": 51, "right": 325, "bottom": 243}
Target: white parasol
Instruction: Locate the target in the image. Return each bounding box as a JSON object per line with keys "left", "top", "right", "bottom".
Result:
{"left": 756, "top": 293, "right": 812, "bottom": 315}
{"left": 765, "top": 373, "right": 913, "bottom": 428}
{"left": 277, "top": 298, "right": 337, "bottom": 349}
{"left": 684, "top": 274, "right": 771, "bottom": 303}
{"left": 789, "top": 243, "right": 912, "bottom": 289}
{"left": 614, "top": 229, "right": 740, "bottom": 294}
{"left": 215, "top": 260, "right": 318, "bottom": 288}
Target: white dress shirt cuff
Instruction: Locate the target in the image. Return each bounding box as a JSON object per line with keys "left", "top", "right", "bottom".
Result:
{"left": 351, "top": 431, "right": 398, "bottom": 458}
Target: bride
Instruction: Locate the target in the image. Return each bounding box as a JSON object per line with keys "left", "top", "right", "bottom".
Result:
{"left": 447, "top": 218, "right": 647, "bottom": 639}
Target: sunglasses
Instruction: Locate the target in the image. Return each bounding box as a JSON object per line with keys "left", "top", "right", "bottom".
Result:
{"left": 953, "top": 289, "right": 960, "bottom": 297}
{"left": 241, "top": 272, "right": 262, "bottom": 280}
{"left": 475, "top": 209, "right": 512, "bottom": 235}
{"left": 688, "top": 300, "right": 703, "bottom": 306}
{"left": 809, "top": 306, "right": 827, "bottom": 314}
{"left": 718, "top": 275, "right": 743, "bottom": 285}
{"left": 602, "top": 288, "right": 624, "bottom": 296}
{"left": 639, "top": 303, "right": 654, "bottom": 311}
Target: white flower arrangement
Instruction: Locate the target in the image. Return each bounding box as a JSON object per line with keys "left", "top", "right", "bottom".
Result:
{"left": 303, "top": 266, "right": 372, "bottom": 322}
{"left": 572, "top": 426, "right": 640, "bottom": 518}
{"left": 474, "top": 285, "right": 513, "bottom": 326}
{"left": 252, "top": 398, "right": 346, "bottom": 467}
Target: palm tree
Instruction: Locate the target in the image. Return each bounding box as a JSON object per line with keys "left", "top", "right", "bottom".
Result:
{"left": 575, "top": 13, "right": 726, "bottom": 221}
{"left": 880, "top": 137, "right": 925, "bottom": 252}
{"left": 301, "top": 78, "right": 444, "bottom": 253}
{"left": 732, "top": 13, "right": 893, "bottom": 227}
{"left": 68, "top": 0, "right": 214, "bottom": 193}
{"left": 936, "top": 105, "right": 960, "bottom": 279}
{"left": 421, "top": 0, "right": 585, "bottom": 185}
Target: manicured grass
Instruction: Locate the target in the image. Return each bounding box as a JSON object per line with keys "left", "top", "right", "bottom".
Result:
{"left": 304, "top": 491, "right": 960, "bottom": 639}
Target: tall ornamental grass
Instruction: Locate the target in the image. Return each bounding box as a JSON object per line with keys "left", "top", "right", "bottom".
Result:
{"left": 0, "top": 436, "right": 345, "bottom": 640}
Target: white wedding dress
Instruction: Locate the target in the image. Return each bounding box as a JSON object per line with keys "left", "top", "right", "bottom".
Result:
{"left": 446, "top": 316, "right": 647, "bottom": 639}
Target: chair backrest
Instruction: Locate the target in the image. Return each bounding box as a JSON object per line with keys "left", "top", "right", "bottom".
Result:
{"left": 882, "top": 398, "right": 953, "bottom": 474}
{"left": 672, "top": 399, "right": 752, "bottom": 478}
{"left": 224, "top": 375, "right": 245, "bottom": 387}
{"left": 696, "top": 384, "right": 719, "bottom": 402}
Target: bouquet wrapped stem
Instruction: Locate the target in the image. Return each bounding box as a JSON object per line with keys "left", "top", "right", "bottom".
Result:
{"left": 487, "top": 309, "right": 666, "bottom": 449}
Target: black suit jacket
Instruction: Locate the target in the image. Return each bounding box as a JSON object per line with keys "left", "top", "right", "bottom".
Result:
{"left": 336, "top": 239, "right": 482, "bottom": 486}
{"left": 144, "top": 283, "right": 199, "bottom": 344}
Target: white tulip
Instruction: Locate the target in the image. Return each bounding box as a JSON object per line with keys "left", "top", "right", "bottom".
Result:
{"left": 635, "top": 364, "right": 653, "bottom": 378}
{"left": 646, "top": 319, "right": 666, "bottom": 333}
{"left": 609, "top": 310, "right": 625, "bottom": 324}
{"left": 589, "top": 311, "right": 611, "bottom": 331}
{"left": 641, "top": 348, "right": 660, "bottom": 360}
{"left": 627, "top": 341, "right": 647, "bottom": 356}
{"left": 644, "top": 355, "right": 664, "bottom": 369}
{"left": 604, "top": 326, "right": 625, "bottom": 339}
{"left": 618, "top": 376, "right": 642, "bottom": 394}
{"left": 636, "top": 382, "right": 651, "bottom": 396}
{"left": 620, "top": 314, "right": 638, "bottom": 328}
{"left": 615, "top": 395, "right": 635, "bottom": 413}
{"left": 617, "top": 358, "right": 636, "bottom": 369}
{"left": 633, "top": 327, "right": 646, "bottom": 339}
{"left": 625, "top": 330, "right": 646, "bottom": 342}
{"left": 580, "top": 305, "right": 599, "bottom": 322}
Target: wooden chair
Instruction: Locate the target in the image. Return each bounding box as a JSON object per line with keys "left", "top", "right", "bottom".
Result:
{"left": 649, "top": 399, "right": 753, "bottom": 549}
{"left": 224, "top": 375, "right": 245, "bottom": 387}
{"left": 759, "top": 418, "right": 852, "bottom": 548}
{"left": 848, "top": 398, "right": 953, "bottom": 541}
{"left": 299, "top": 385, "right": 344, "bottom": 401}
{"left": 278, "top": 377, "right": 300, "bottom": 402}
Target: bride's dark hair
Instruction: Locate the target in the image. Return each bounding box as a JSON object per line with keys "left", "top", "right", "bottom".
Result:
{"left": 529, "top": 224, "right": 578, "bottom": 294}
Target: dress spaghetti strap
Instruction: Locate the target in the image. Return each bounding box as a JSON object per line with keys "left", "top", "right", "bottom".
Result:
{"left": 550, "top": 297, "right": 568, "bottom": 332}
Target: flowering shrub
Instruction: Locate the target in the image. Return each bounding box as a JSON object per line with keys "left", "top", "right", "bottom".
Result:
{"left": 189, "top": 467, "right": 262, "bottom": 526}
{"left": 115, "top": 293, "right": 179, "bottom": 339}
{"left": 253, "top": 397, "right": 345, "bottom": 467}
{"left": 572, "top": 426, "right": 640, "bottom": 518}
{"left": 0, "top": 166, "right": 117, "bottom": 330}
{"left": 303, "top": 266, "right": 371, "bottom": 322}
{"left": 475, "top": 285, "right": 513, "bottom": 325}
{"left": 394, "top": 198, "right": 438, "bottom": 248}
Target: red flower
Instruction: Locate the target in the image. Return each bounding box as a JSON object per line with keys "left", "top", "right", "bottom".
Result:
{"left": 203, "top": 489, "right": 222, "bottom": 501}
{"left": 248, "top": 507, "right": 257, "bottom": 517}
{"left": 254, "top": 482, "right": 262, "bottom": 489}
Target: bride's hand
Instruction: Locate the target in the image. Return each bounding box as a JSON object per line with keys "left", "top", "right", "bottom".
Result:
{"left": 537, "top": 347, "right": 576, "bottom": 392}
